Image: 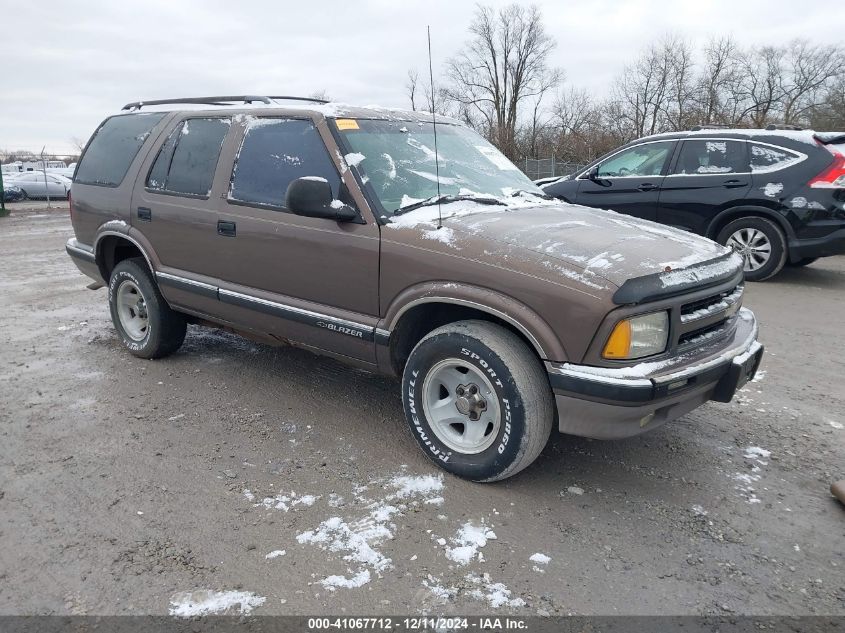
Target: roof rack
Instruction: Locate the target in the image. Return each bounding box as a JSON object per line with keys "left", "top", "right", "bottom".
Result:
{"left": 765, "top": 124, "right": 803, "bottom": 131}
{"left": 121, "top": 95, "right": 329, "bottom": 111}
{"left": 689, "top": 124, "right": 731, "bottom": 131}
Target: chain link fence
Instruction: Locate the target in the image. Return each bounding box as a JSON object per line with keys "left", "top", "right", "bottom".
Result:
{"left": 519, "top": 158, "right": 585, "bottom": 182}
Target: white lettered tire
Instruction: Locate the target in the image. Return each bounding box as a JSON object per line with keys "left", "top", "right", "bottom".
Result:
{"left": 402, "top": 320, "right": 554, "bottom": 482}
{"left": 108, "top": 258, "right": 187, "bottom": 359}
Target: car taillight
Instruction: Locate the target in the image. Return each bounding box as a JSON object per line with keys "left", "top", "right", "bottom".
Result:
{"left": 809, "top": 145, "right": 845, "bottom": 189}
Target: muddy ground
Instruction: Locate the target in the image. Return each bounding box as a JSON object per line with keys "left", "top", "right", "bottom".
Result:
{"left": 1, "top": 204, "right": 843, "bottom": 616}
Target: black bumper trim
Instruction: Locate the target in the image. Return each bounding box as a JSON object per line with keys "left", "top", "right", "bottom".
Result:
{"left": 65, "top": 242, "right": 96, "bottom": 263}
{"left": 788, "top": 228, "right": 845, "bottom": 260}
{"left": 549, "top": 344, "right": 764, "bottom": 407}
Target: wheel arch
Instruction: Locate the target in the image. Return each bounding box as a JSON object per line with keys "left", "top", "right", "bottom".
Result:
{"left": 381, "top": 283, "right": 567, "bottom": 376}
{"left": 94, "top": 230, "right": 155, "bottom": 281}
{"left": 706, "top": 205, "right": 794, "bottom": 242}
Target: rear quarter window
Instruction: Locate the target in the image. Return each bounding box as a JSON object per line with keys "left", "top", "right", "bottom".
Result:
{"left": 749, "top": 142, "right": 805, "bottom": 173}
{"left": 147, "top": 118, "right": 231, "bottom": 197}
{"left": 75, "top": 113, "right": 166, "bottom": 187}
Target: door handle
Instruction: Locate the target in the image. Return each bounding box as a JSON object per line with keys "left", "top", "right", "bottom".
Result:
{"left": 723, "top": 179, "right": 748, "bottom": 188}
{"left": 137, "top": 207, "right": 151, "bottom": 222}
{"left": 217, "top": 220, "right": 236, "bottom": 237}
{"left": 637, "top": 183, "right": 659, "bottom": 191}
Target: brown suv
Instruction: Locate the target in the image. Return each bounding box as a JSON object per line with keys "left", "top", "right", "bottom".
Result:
{"left": 66, "top": 95, "right": 763, "bottom": 482}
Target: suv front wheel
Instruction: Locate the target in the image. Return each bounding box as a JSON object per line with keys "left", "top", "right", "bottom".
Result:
{"left": 402, "top": 320, "right": 554, "bottom": 482}
{"left": 717, "top": 216, "right": 787, "bottom": 282}
{"left": 108, "top": 258, "right": 187, "bottom": 359}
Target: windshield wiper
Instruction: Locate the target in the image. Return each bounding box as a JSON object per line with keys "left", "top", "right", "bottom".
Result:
{"left": 508, "top": 188, "right": 554, "bottom": 200}
{"left": 393, "top": 194, "right": 507, "bottom": 216}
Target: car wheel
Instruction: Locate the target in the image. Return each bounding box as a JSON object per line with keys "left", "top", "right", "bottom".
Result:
{"left": 108, "top": 258, "right": 186, "bottom": 359}
{"left": 717, "top": 217, "right": 787, "bottom": 282}
{"left": 787, "top": 257, "right": 818, "bottom": 267}
{"left": 402, "top": 320, "right": 554, "bottom": 482}
{"left": 19, "top": 189, "right": 28, "bottom": 200}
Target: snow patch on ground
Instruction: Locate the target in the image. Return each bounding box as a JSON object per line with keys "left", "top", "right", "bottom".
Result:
{"left": 733, "top": 446, "right": 772, "bottom": 503}
{"left": 255, "top": 491, "right": 320, "bottom": 512}
{"left": 169, "top": 590, "right": 266, "bottom": 617}
{"left": 321, "top": 569, "right": 371, "bottom": 591}
{"left": 265, "top": 549, "right": 286, "bottom": 559}
{"left": 295, "top": 473, "right": 445, "bottom": 590}
{"left": 530, "top": 552, "right": 550, "bottom": 572}
{"left": 828, "top": 420, "right": 843, "bottom": 430}
{"left": 466, "top": 573, "right": 526, "bottom": 608}
{"left": 444, "top": 522, "right": 497, "bottom": 565}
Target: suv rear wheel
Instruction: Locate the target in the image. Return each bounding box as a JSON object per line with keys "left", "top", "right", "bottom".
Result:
{"left": 402, "top": 320, "right": 554, "bottom": 482}
{"left": 717, "top": 216, "right": 787, "bottom": 282}
{"left": 108, "top": 258, "right": 186, "bottom": 359}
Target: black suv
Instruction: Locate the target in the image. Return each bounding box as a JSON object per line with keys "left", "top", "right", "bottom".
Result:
{"left": 541, "top": 128, "right": 845, "bottom": 281}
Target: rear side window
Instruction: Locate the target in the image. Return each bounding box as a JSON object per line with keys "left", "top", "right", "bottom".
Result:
{"left": 75, "top": 113, "right": 165, "bottom": 187}
{"left": 749, "top": 142, "right": 804, "bottom": 173}
{"left": 229, "top": 118, "right": 340, "bottom": 209}
{"left": 147, "top": 118, "right": 230, "bottom": 197}
{"left": 672, "top": 140, "right": 748, "bottom": 174}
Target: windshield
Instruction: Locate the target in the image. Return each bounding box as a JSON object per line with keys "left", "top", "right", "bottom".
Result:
{"left": 335, "top": 118, "right": 544, "bottom": 216}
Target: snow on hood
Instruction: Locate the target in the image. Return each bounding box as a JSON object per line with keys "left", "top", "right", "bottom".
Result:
{"left": 386, "top": 198, "right": 730, "bottom": 288}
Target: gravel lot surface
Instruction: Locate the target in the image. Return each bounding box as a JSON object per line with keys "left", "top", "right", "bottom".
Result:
{"left": 1, "top": 204, "right": 843, "bottom": 616}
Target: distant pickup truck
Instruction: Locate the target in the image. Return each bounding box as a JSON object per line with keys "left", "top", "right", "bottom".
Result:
{"left": 65, "top": 95, "right": 763, "bottom": 481}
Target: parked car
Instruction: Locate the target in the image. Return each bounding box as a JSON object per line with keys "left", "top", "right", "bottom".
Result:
{"left": 2, "top": 183, "right": 25, "bottom": 202}
{"left": 541, "top": 127, "right": 845, "bottom": 281}
{"left": 65, "top": 96, "right": 762, "bottom": 481}
{"left": 9, "top": 171, "right": 72, "bottom": 199}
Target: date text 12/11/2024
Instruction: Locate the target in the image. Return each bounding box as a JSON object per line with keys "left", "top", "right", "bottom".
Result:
{"left": 306, "top": 617, "right": 529, "bottom": 630}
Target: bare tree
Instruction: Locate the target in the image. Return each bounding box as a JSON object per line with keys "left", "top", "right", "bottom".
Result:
{"left": 780, "top": 40, "right": 845, "bottom": 124}
{"left": 70, "top": 136, "right": 88, "bottom": 153}
{"left": 444, "top": 3, "right": 562, "bottom": 159}
{"left": 735, "top": 46, "right": 783, "bottom": 127}
{"left": 406, "top": 69, "right": 420, "bottom": 111}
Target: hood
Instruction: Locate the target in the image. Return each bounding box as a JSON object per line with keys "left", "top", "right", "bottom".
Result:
{"left": 387, "top": 200, "right": 732, "bottom": 290}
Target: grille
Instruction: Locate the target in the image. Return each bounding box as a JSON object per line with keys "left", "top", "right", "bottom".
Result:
{"left": 680, "top": 284, "right": 743, "bottom": 324}
{"left": 678, "top": 320, "right": 730, "bottom": 348}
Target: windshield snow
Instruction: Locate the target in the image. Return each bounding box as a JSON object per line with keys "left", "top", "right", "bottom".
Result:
{"left": 335, "top": 119, "right": 545, "bottom": 216}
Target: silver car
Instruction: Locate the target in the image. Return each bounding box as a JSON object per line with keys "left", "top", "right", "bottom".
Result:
{"left": 8, "top": 172, "right": 71, "bottom": 199}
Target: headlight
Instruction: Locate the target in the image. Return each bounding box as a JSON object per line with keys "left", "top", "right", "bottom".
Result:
{"left": 603, "top": 311, "right": 669, "bottom": 360}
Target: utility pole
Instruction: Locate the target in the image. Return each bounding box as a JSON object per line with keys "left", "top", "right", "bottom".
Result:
{"left": 0, "top": 166, "right": 6, "bottom": 217}
{"left": 40, "top": 146, "right": 52, "bottom": 209}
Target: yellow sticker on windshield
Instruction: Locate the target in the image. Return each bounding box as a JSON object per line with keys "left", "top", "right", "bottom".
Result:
{"left": 336, "top": 119, "right": 360, "bottom": 131}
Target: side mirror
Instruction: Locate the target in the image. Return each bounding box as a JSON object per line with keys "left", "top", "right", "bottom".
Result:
{"left": 587, "top": 165, "right": 601, "bottom": 181}
{"left": 285, "top": 177, "right": 359, "bottom": 222}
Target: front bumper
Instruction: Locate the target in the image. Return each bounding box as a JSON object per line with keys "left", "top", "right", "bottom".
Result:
{"left": 547, "top": 308, "right": 763, "bottom": 439}
{"left": 789, "top": 227, "right": 845, "bottom": 260}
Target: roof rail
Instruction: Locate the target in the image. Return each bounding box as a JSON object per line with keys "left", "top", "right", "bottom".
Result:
{"left": 121, "top": 95, "right": 329, "bottom": 111}
{"left": 765, "top": 123, "right": 803, "bottom": 131}
{"left": 690, "top": 124, "right": 731, "bottom": 131}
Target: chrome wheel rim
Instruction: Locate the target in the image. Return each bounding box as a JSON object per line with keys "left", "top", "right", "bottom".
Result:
{"left": 421, "top": 358, "right": 501, "bottom": 454}
{"left": 116, "top": 280, "right": 149, "bottom": 341}
{"left": 727, "top": 228, "right": 772, "bottom": 272}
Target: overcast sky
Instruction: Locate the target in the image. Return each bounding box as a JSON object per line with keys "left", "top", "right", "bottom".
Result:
{"left": 3, "top": 0, "right": 842, "bottom": 155}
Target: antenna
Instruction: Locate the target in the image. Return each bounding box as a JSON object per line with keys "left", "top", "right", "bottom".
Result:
{"left": 427, "top": 25, "right": 443, "bottom": 230}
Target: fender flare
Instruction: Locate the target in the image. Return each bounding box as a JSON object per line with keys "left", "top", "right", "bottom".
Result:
{"left": 382, "top": 281, "right": 568, "bottom": 361}
{"left": 93, "top": 225, "right": 159, "bottom": 281}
